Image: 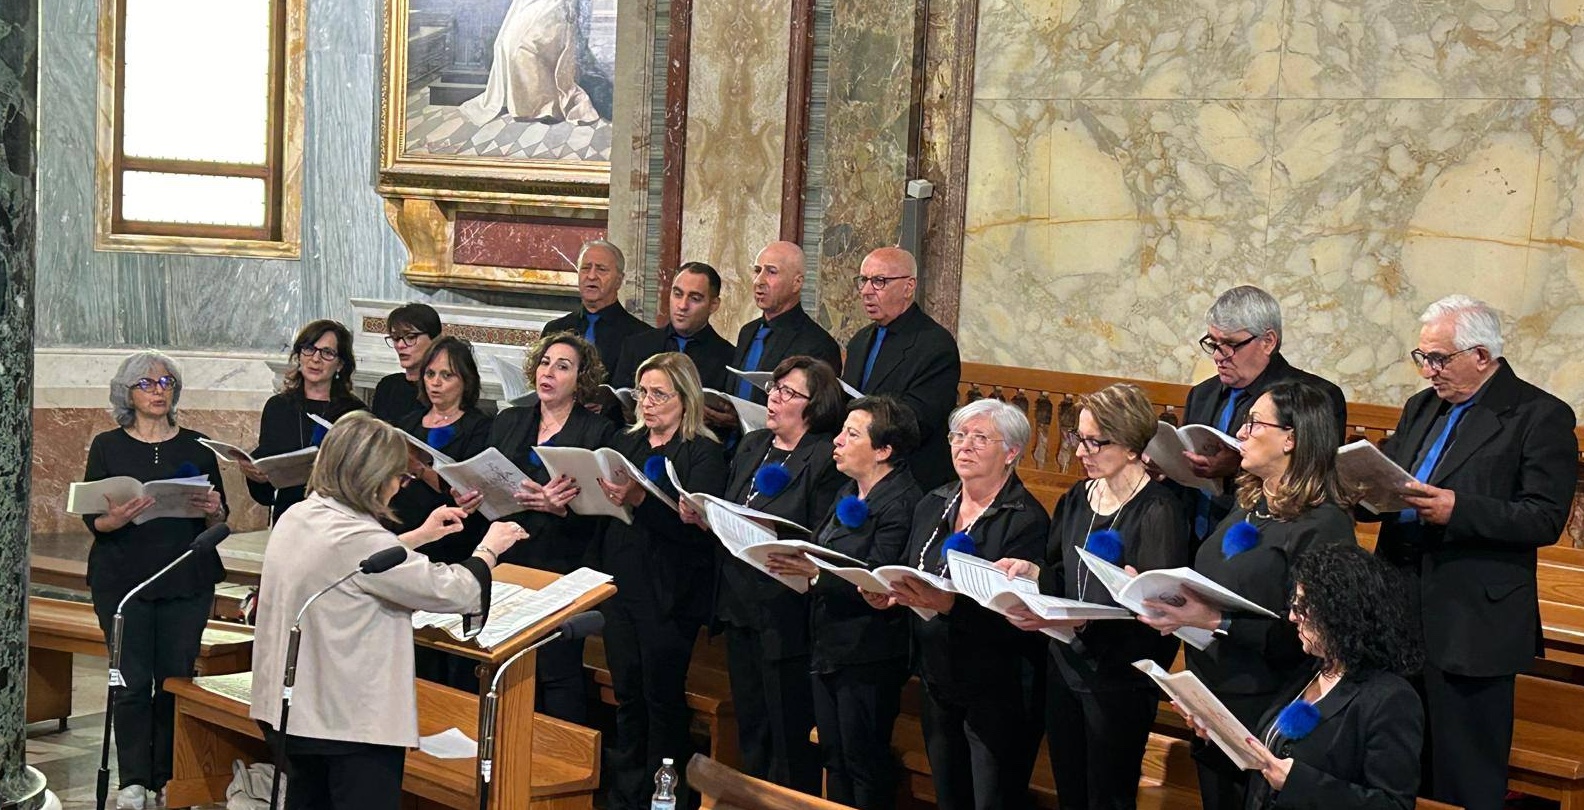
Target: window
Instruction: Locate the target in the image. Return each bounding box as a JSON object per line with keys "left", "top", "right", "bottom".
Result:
{"left": 95, "top": 0, "right": 304, "bottom": 257}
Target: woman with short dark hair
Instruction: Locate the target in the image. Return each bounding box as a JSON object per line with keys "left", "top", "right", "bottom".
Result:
{"left": 392, "top": 335, "right": 493, "bottom": 563}
{"left": 371, "top": 303, "right": 443, "bottom": 422}
{"left": 711, "top": 355, "right": 846, "bottom": 795}
{"left": 244, "top": 320, "right": 367, "bottom": 523}
{"left": 1138, "top": 380, "right": 1356, "bottom": 810}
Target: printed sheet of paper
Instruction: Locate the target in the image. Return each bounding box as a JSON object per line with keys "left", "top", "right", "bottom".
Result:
{"left": 1134, "top": 660, "right": 1261, "bottom": 770}
{"left": 1144, "top": 422, "right": 1222, "bottom": 495}
{"left": 704, "top": 500, "right": 810, "bottom": 593}
{"left": 433, "top": 447, "right": 531, "bottom": 521}
{"left": 193, "top": 671, "right": 255, "bottom": 705}
{"left": 810, "top": 558, "right": 956, "bottom": 620}
{"left": 703, "top": 389, "right": 769, "bottom": 434}
{"left": 535, "top": 446, "right": 632, "bottom": 523}
{"left": 472, "top": 567, "right": 613, "bottom": 650}
{"left": 487, "top": 353, "right": 532, "bottom": 405}
{"left": 418, "top": 727, "right": 478, "bottom": 759}
{"left": 1335, "top": 439, "right": 1417, "bottom": 514}
{"left": 66, "top": 476, "right": 213, "bottom": 524}
{"left": 1075, "top": 548, "right": 1216, "bottom": 650}
{"left": 200, "top": 439, "right": 318, "bottom": 489}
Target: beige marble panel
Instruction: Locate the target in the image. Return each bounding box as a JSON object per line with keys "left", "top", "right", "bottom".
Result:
{"left": 960, "top": 99, "right": 1277, "bottom": 382}
{"left": 683, "top": 0, "right": 792, "bottom": 333}
{"left": 975, "top": 0, "right": 1283, "bottom": 101}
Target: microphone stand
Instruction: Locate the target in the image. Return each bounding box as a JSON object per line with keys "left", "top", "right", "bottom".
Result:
{"left": 266, "top": 567, "right": 366, "bottom": 810}
{"left": 477, "top": 632, "right": 560, "bottom": 810}
{"left": 95, "top": 545, "right": 211, "bottom": 810}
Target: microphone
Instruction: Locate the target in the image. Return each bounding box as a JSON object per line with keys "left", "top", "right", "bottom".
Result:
{"left": 477, "top": 611, "right": 605, "bottom": 810}
{"left": 268, "top": 546, "right": 409, "bottom": 810}
{"left": 96, "top": 522, "right": 231, "bottom": 810}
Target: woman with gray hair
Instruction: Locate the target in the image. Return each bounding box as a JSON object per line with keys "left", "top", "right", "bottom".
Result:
{"left": 82, "top": 350, "right": 228, "bottom": 810}
{"left": 867, "top": 397, "right": 1048, "bottom": 810}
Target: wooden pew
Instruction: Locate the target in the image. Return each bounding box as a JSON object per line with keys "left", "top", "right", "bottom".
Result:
{"left": 1512, "top": 674, "right": 1584, "bottom": 809}
{"left": 687, "top": 753, "right": 853, "bottom": 810}
{"left": 584, "top": 630, "right": 740, "bottom": 769}
{"left": 26, "top": 595, "right": 253, "bottom": 729}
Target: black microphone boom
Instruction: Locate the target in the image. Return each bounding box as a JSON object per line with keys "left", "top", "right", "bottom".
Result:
{"left": 189, "top": 523, "right": 232, "bottom": 552}
{"left": 360, "top": 545, "right": 408, "bottom": 574}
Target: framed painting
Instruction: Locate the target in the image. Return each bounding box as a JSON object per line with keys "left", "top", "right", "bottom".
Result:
{"left": 378, "top": 0, "right": 617, "bottom": 205}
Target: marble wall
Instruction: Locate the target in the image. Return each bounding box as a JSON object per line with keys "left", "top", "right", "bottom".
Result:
{"left": 958, "top": 0, "right": 1584, "bottom": 413}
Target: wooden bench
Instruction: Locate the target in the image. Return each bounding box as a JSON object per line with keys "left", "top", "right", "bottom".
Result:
{"left": 26, "top": 595, "right": 253, "bottom": 729}
{"left": 1512, "top": 674, "right": 1584, "bottom": 810}
{"left": 163, "top": 672, "right": 599, "bottom": 809}
{"left": 584, "top": 631, "right": 740, "bottom": 769}
{"left": 687, "top": 753, "right": 865, "bottom": 810}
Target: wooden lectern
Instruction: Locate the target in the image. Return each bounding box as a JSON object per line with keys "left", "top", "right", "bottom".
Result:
{"left": 164, "top": 564, "right": 615, "bottom": 810}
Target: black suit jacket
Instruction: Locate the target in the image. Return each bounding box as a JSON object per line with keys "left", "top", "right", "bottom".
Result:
{"left": 1245, "top": 666, "right": 1423, "bottom": 810}
{"left": 731, "top": 306, "right": 843, "bottom": 404}
{"left": 610, "top": 323, "right": 736, "bottom": 391}
{"left": 808, "top": 467, "right": 923, "bottom": 672}
{"left": 543, "top": 301, "right": 651, "bottom": 374}
{"left": 842, "top": 303, "right": 962, "bottom": 490}
{"left": 590, "top": 428, "right": 728, "bottom": 622}
{"left": 1370, "top": 359, "right": 1578, "bottom": 677}
{"left": 487, "top": 403, "right": 618, "bottom": 573}
{"left": 1182, "top": 352, "right": 1348, "bottom": 529}
{"left": 715, "top": 429, "right": 845, "bottom": 660}
{"left": 906, "top": 474, "right": 1048, "bottom": 695}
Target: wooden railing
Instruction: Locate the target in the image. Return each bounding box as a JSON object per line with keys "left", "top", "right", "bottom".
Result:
{"left": 956, "top": 362, "right": 1584, "bottom": 548}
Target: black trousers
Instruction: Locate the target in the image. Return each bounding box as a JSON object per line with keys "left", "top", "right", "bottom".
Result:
{"left": 283, "top": 737, "right": 406, "bottom": 810}
{"left": 1419, "top": 664, "right": 1515, "bottom": 810}
{"left": 537, "top": 635, "right": 589, "bottom": 725}
{"left": 602, "top": 596, "right": 700, "bottom": 810}
{"left": 810, "top": 659, "right": 910, "bottom": 810}
{"left": 920, "top": 680, "right": 1041, "bottom": 810}
{"left": 724, "top": 625, "right": 822, "bottom": 794}
{"left": 1046, "top": 679, "right": 1158, "bottom": 810}
{"left": 92, "top": 588, "right": 212, "bottom": 790}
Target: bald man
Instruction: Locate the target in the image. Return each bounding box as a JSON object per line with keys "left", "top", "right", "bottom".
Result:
{"left": 841, "top": 247, "right": 961, "bottom": 489}
{"left": 543, "top": 240, "right": 650, "bottom": 372}
{"left": 727, "top": 241, "right": 843, "bottom": 404}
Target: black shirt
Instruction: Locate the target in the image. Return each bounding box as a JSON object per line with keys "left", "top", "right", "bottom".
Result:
{"left": 247, "top": 393, "right": 367, "bottom": 523}
{"left": 391, "top": 408, "right": 495, "bottom": 563}
{"left": 1044, "top": 479, "right": 1192, "bottom": 692}
{"left": 370, "top": 372, "right": 422, "bottom": 424}
{"left": 610, "top": 323, "right": 736, "bottom": 391}
{"left": 730, "top": 307, "right": 843, "bottom": 405}
{"left": 487, "top": 402, "right": 617, "bottom": 572}
{"left": 83, "top": 427, "right": 227, "bottom": 601}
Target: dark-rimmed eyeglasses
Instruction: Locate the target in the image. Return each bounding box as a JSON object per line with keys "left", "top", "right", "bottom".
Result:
{"left": 298, "top": 345, "right": 341, "bottom": 361}
{"left": 853, "top": 274, "right": 912, "bottom": 292}
{"left": 767, "top": 382, "right": 810, "bottom": 402}
{"left": 1242, "top": 414, "right": 1290, "bottom": 434}
{"left": 385, "top": 332, "right": 424, "bottom": 348}
{"left": 1064, "top": 431, "right": 1115, "bottom": 453}
{"left": 1198, "top": 333, "right": 1260, "bottom": 358}
{"left": 132, "top": 375, "right": 177, "bottom": 392}
{"left": 1410, "top": 346, "right": 1480, "bottom": 372}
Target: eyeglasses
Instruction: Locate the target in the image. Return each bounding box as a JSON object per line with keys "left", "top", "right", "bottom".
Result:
{"left": 398, "top": 473, "right": 418, "bottom": 487}
{"left": 298, "top": 345, "right": 341, "bottom": 361}
{"left": 853, "top": 274, "right": 913, "bottom": 292}
{"left": 1064, "top": 431, "right": 1115, "bottom": 453}
{"left": 132, "top": 375, "right": 176, "bottom": 392}
{"left": 767, "top": 382, "right": 810, "bottom": 402}
{"left": 1242, "top": 414, "right": 1290, "bottom": 434}
{"left": 1410, "top": 346, "right": 1480, "bottom": 372}
{"left": 635, "top": 386, "right": 676, "bottom": 405}
{"left": 947, "top": 430, "right": 1005, "bottom": 450}
{"left": 1198, "top": 333, "right": 1260, "bottom": 358}
{"left": 385, "top": 332, "right": 424, "bottom": 348}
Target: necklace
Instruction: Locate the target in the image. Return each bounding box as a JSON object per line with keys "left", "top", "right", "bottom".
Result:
{"left": 128, "top": 424, "right": 175, "bottom": 465}
{"left": 1077, "top": 470, "right": 1148, "bottom": 601}
{"left": 426, "top": 409, "right": 463, "bottom": 427}
{"left": 744, "top": 442, "right": 787, "bottom": 505}
{"left": 916, "top": 485, "right": 992, "bottom": 575}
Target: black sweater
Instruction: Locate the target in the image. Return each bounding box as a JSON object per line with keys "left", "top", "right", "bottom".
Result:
{"left": 391, "top": 408, "right": 495, "bottom": 563}
{"left": 82, "top": 427, "right": 227, "bottom": 601}
{"left": 370, "top": 372, "right": 422, "bottom": 424}
{"left": 247, "top": 392, "right": 366, "bottom": 523}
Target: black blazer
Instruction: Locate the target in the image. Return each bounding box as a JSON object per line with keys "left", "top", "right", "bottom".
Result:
{"left": 1044, "top": 480, "right": 1191, "bottom": 692}
{"left": 487, "top": 403, "right": 618, "bottom": 573}
{"left": 841, "top": 303, "right": 961, "bottom": 490}
{"left": 731, "top": 306, "right": 843, "bottom": 404}
{"left": 247, "top": 392, "right": 367, "bottom": 523}
{"left": 610, "top": 323, "right": 736, "bottom": 391}
{"left": 715, "top": 429, "right": 845, "bottom": 660}
{"left": 391, "top": 408, "right": 495, "bottom": 563}
{"left": 1245, "top": 666, "right": 1423, "bottom": 810}
{"left": 1181, "top": 353, "right": 1348, "bottom": 528}
{"left": 590, "top": 428, "right": 728, "bottom": 623}
{"left": 808, "top": 467, "right": 923, "bottom": 672}
{"left": 543, "top": 301, "right": 652, "bottom": 373}
{"left": 1369, "top": 359, "right": 1578, "bottom": 677}
{"left": 1186, "top": 502, "right": 1355, "bottom": 716}
{"left": 905, "top": 474, "right": 1048, "bottom": 695}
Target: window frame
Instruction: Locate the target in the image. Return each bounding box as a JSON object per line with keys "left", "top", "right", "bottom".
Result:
{"left": 94, "top": 0, "right": 305, "bottom": 258}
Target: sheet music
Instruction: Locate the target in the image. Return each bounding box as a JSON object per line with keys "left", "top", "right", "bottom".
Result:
{"left": 663, "top": 457, "right": 713, "bottom": 527}
{"left": 66, "top": 476, "right": 213, "bottom": 524}
{"left": 809, "top": 559, "right": 953, "bottom": 620}
{"left": 487, "top": 353, "right": 530, "bottom": 404}
{"left": 705, "top": 500, "right": 812, "bottom": 592}
{"left": 703, "top": 389, "right": 770, "bottom": 434}
{"left": 412, "top": 582, "right": 527, "bottom": 637}
{"left": 726, "top": 366, "right": 774, "bottom": 392}
{"left": 397, "top": 429, "right": 457, "bottom": 467}
{"left": 1335, "top": 439, "right": 1417, "bottom": 513}
{"left": 473, "top": 567, "right": 613, "bottom": 650}
{"left": 1134, "top": 660, "right": 1261, "bottom": 769}
{"left": 1144, "top": 421, "right": 1222, "bottom": 495}
{"left": 599, "top": 448, "right": 678, "bottom": 511}
{"left": 839, "top": 379, "right": 863, "bottom": 398}
{"left": 200, "top": 439, "right": 318, "bottom": 488}
{"left": 433, "top": 447, "right": 531, "bottom": 521}
{"left": 534, "top": 446, "right": 632, "bottom": 523}
{"left": 193, "top": 671, "right": 254, "bottom": 704}
{"left": 1074, "top": 547, "right": 1217, "bottom": 650}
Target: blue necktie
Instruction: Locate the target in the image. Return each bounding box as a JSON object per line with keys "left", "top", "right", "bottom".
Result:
{"left": 736, "top": 324, "right": 771, "bottom": 399}
{"left": 1194, "top": 387, "right": 1245, "bottom": 539}
{"left": 1399, "top": 400, "right": 1473, "bottom": 523}
{"left": 860, "top": 326, "right": 888, "bottom": 389}
{"left": 582, "top": 311, "right": 602, "bottom": 344}
{"left": 673, "top": 334, "right": 690, "bottom": 354}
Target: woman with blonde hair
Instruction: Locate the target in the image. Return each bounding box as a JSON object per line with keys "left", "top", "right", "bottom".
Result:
{"left": 591, "top": 352, "right": 728, "bottom": 809}
{"left": 251, "top": 411, "right": 527, "bottom": 809}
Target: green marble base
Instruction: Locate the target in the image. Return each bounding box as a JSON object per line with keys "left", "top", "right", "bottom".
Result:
{"left": 0, "top": 766, "right": 48, "bottom": 810}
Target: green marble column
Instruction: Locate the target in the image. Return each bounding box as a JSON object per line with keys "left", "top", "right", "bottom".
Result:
{"left": 0, "top": 0, "right": 41, "bottom": 807}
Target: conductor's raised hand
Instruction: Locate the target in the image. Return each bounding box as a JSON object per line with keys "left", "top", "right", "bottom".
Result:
{"left": 480, "top": 521, "right": 529, "bottom": 558}
{"left": 400, "top": 505, "right": 470, "bottom": 548}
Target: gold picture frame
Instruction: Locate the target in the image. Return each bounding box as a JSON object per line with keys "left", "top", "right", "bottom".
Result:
{"left": 377, "top": 0, "right": 615, "bottom": 209}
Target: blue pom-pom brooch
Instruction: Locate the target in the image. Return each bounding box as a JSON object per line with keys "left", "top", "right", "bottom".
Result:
{"left": 753, "top": 462, "right": 792, "bottom": 499}
{"left": 427, "top": 424, "right": 456, "bottom": 450}
{"left": 1222, "top": 519, "right": 1260, "bottom": 559}
{"left": 643, "top": 455, "right": 668, "bottom": 483}
{"left": 835, "top": 495, "right": 869, "bottom": 528}
{"left": 309, "top": 421, "right": 329, "bottom": 447}
{"left": 941, "top": 531, "right": 976, "bottom": 557}
{"left": 174, "top": 461, "right": 201, "bottom": 479}
{"left": 1274, "top": 700, "right": 1321, "bottom": 740}
{"left": 527, "top": 449, "right": 542, "bottom": 468}
{"left": 1085, "top": 529, "right": 1124, "bottom": 565}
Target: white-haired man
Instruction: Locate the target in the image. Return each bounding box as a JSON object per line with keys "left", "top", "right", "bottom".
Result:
{"left": 1368, "top": 294, "right": 1577, "bottom": 810}
{"left": 543, "top": 239, "right": 650, "bottom": 372}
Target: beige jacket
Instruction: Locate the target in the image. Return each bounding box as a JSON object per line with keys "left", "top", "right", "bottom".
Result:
{"left": 249, "top": 494, "right": 487, "bottom": 747}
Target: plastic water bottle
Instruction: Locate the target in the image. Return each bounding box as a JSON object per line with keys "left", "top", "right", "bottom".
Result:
{"left": 651, "top": 757, "right": 678, "bottom": 810}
